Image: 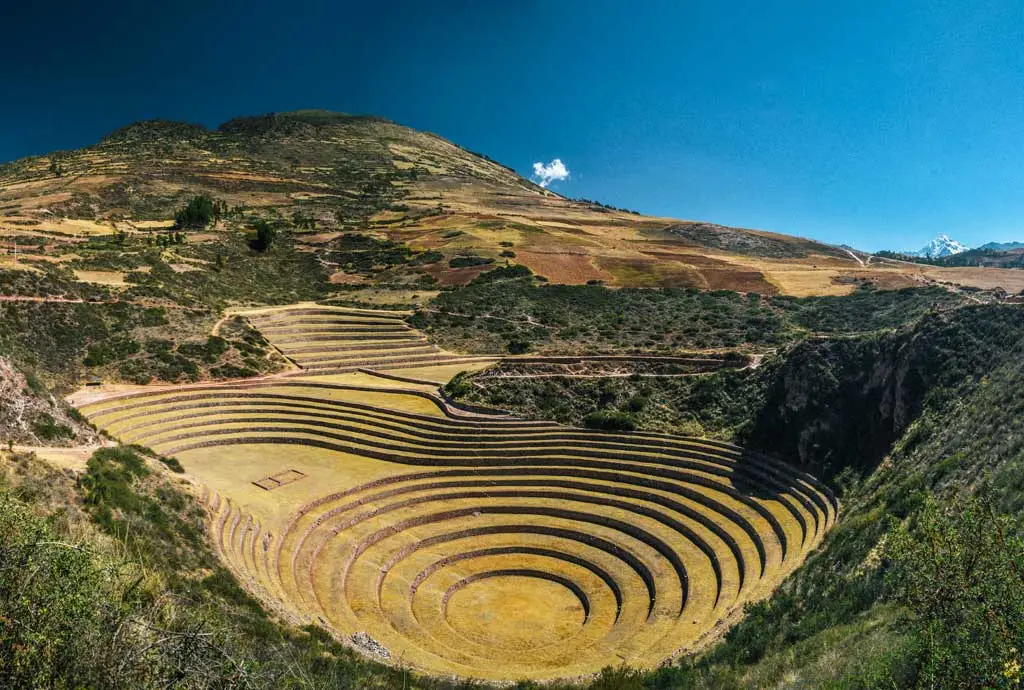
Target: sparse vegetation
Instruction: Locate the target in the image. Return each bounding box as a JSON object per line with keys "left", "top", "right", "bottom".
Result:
{"left": 3, "top": 108, "right": 1023, "bottom": 688}
{"left": 416, "top": 279, "right": 966, "bottom": 356}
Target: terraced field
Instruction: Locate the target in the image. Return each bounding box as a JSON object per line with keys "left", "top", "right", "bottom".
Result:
{"left": 78, "top": 376, "right": 837, "bottom": 680}
{"left": 240, "top": 304, "right": 495, "bottom": 375}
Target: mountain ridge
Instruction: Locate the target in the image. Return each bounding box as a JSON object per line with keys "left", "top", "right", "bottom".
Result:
{"left": 903, "top": 233, "right": 969, "bottom": 258}
{"left": 4, "top": 110, "right": 1024, "bottom": 296}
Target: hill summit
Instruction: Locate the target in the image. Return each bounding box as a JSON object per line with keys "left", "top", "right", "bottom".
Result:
{"left": 905, "top": 233, "right": 969, "bottom": 258}
{"left": 3, "top": 110, "right": 1024, "bottom": 295}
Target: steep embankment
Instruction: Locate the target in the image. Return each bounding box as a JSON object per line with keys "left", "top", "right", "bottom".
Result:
{"left": 748, "top": 305, "right": 1024, "bottom": 480}
{"left": 0, "top": 356, "right": 97, "bottom": 446}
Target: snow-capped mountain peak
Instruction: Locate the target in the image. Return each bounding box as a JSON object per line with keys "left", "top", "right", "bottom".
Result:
{"left": 907, "top": 234, "right": 969, "bottom": 258}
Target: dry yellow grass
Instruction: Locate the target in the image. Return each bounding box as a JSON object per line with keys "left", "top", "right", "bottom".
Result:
{"left": 922, "top": 266, "right": 1024, "bottom": 292}
{"left": 74, "top": 368, "right": 836, "bottom": 681}
{"left": 73, "top": 270, "right": 130, "bottom": 286}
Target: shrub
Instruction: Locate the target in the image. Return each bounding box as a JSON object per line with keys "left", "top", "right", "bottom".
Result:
{"left": 159, "top": 456, "right": 185, "bottom": 473}
{"left": 83, "top": 336, "right": 140, "bottom": 367}
{"left": 250, "top": 220, "right": 277, "bottom": 252}
{"left": 884, "top": 493, "right": 1024, "bottom": 688}
{"left": 470, "top": 264, "right": 533, "bottom": 285}
{"left": 31, "top": 413, "right": 75, "bottom": 441}
{"left": 80, "top": 446, "right": 150, "bottom": 526}
{"left": 583, "top": 410, "right": 637, "bottom": 431}
{"left": 506, "top": 338, "right": 532, "bottom": 354}
{"left": 449, "top": 255, "right": 494, "bottom": 268}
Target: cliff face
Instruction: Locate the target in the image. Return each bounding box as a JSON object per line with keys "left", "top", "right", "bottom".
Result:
{"left": 747, "top": 305, "right": 1024, "bottom": 480}
{"left": 0, "top": 357, "right": 97, "bottom": 446}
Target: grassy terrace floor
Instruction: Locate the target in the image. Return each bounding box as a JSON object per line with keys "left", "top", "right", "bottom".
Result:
{"left": 236, "top": 304, "right": 497, "bottom": 375}
{"left": 77, "top": 371, "right": 835, "bottom": 681}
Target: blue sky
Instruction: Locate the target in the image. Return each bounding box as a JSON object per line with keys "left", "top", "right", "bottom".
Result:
{"left": 3, "top": 0, "right": 1024, "bottom": 251}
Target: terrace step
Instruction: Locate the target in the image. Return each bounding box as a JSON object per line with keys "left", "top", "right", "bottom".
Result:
{"left": 80, "top": 376, "right": 835, "bottom": 680}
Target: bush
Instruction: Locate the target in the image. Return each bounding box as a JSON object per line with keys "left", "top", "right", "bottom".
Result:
{"left": 31, "top": 413, "right": 75, "bottom": 441}
{"left": 159, "top": 456, "right": 185, "bottom": 473}
{"left": 250, "top": 219, "right": 277, "bottom": 252}
{"left": 506, "top": 338, "right": 532, "bottom": 354}
{"left": 884, "top": 493, "right": 1024, "bottom": 688}
{"left": 83, "top": 336, "right": 141, "bottom": 367}
{"left": 449, "top": 255, "right": 494, "bottom": 268}
{"left": 470, "top": 264, "right": 533, "bottom": 285}
{"left": 583, "top": 410, "right": 637, "bottom": 431}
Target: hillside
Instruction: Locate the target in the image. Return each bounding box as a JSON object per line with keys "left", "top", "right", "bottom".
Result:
{"left": 5, "top": 110, "right": 1024, "bottom": 298}
{"left": 2, "top": 110, "right": 1024, "bottom": 689}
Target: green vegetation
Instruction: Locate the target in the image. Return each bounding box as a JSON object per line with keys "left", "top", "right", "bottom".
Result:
{"left": 659, "top": 222, "right": 847, "bottom": 259}
{"left": 448, "top": 366, "right": 765, "bottom": 439}
{"left": 30, "top": 413, "right": 75, "bottom": 441}
{"left": 448, "top": 255, "right": 495, "bottom": 268}
{"left": 418, "top": 279, "right": 965, "bottom": 356}
{"left": 417, "top": 279, "right": 791, "bottom": 353}
{"left": 775, "top": 285, "right": 961, "bottom": 333}
{"left": 250, "top": 219, "right": 277, "bottom": 252}
{"left": 320, "top": 232, "right": 437, "bottom": 273}
{"left": 0, "top": 267, "right": 282, "bottom": 388}
{"left": 174, "top": 194, "right": 225, "bottom": 229}
{"left": 583, "top": 409, "right": 638, "bottom": 431}
{"left": 885, "top": 494, "right": 1024, "bottom": 688}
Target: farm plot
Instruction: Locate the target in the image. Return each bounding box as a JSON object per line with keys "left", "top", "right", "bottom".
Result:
{"left": 78, "top": 379, "right": 836, "bottom": 681}
{"left": 240, "top": 304, "right": 494, "bottom": 374}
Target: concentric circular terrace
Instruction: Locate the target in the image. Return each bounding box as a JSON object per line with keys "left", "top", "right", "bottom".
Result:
{"left": 79, "top": 376, "right": 836, "bottom": 681}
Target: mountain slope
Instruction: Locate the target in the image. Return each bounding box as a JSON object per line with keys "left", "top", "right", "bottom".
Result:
{"left": 904, "top": 233, "right": 969, "bottom": 258}
{"left": 978, "top": 241, "right": 1024, "bottom": 251}
{"left": 6, "top": 110, "right": 1022, "bottom": 297}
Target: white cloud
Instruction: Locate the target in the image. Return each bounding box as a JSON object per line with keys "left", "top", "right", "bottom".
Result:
{"left": 532, "top": 158, "right": 570, "bottom": 188}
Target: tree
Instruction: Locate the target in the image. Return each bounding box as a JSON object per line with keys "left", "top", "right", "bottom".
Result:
{"left": 885, "top": 494, "right": 1024, "bottom": 688}
{"left": 251, "top": 220, "right": 277, "bottom": 252}
{"left": 49, "top": 158, "right": 64, "bottom": 178}
{"left": 173, "top": 195, "right": 216, "bottom": 229}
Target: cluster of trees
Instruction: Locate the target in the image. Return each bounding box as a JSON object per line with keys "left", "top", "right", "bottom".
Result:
{"left": 150, "top": 231, "right": 186, "bottom": 247}
{"left": 574, "top": 197, "right": 641, "bottom": 214}
{"left": 885, "top": 494, "right": 1024, "bottom": 688}
{"left": 173, "top": 195, "right": 228, "bottom": 229}
{"left": 250, "top": 220, "right": 277, "bottom": 252}
{"left": 172, "top": 195, "right": 284, "bottom": 253}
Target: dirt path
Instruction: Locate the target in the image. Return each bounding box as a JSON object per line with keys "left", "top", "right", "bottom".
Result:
{"left": 10, "top": 443, "right": 114, "bottom": 472}
{"left": 422, "top": 308, "right": 556, "bottom": 329}
{"left": 0, "top": 294, "right": 187, "bottom": 309}
{"left": 844, "top": 249, "right": 867, "bottom": 267}
{"left": 0, "top": 295, "right": 106, "bottom": 304}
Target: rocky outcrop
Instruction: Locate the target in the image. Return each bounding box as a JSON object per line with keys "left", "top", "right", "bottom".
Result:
{"left": 0, "top": 357, "right": 98, "bottom": 446}
{"left": 745, "top": 306, "right": 1024, "bottom": 481}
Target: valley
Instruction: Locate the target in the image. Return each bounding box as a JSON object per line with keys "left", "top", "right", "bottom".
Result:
{"left": 70, "top": 305, "right": 834, "bottom": 680}
{"left": 2, "top": 111, "right": 1024, "bottom": 689}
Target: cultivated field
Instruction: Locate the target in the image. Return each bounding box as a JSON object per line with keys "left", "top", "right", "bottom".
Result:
{"left": 236, "top": 304, "right": 497, "bottom": 375}
{"left": 76, "top": 306, "right": 837, "bottom": 681}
